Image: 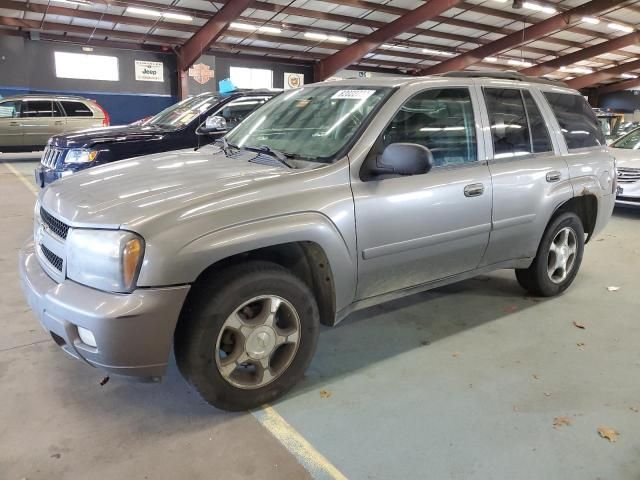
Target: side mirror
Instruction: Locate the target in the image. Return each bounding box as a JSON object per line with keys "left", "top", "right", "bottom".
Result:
{"left": 364, "top": 143, "right": 433, "bottom": 179}
{"left": 197, "top": 115, "right": 227, "bottom": 135}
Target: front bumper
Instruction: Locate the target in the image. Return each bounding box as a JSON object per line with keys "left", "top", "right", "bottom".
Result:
{"left": 615, "top": 183, "right": 640, "bottom": 209}
{"left": 19, "top": 241, "right": 190, "bottom": 377}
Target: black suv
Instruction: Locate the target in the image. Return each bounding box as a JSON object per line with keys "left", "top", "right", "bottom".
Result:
{"left": 35, "top": 89, "right": 278, "bottom": 187}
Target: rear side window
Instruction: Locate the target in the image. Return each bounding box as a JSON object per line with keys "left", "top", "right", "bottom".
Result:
{"left": 61, "top": 101, "right": 94, "bottom": 117}
{"left": 0, "top": 101, "right": 19, "bottom": 118}
{"left": 543, "top": 92, "right": 604, "bottom": 149}
{"left": 381, "top": 87, "right": 477, "bottom": 166}
{"left": 219, "top": 96, "right": 270, "bottom": 129}
{"left": 22, "top": 100, "right": 55, "bottom": 118}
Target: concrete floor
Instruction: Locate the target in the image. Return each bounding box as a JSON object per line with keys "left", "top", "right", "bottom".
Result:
{"left": 2, "top": 153, "right": 640, "bottom": 479}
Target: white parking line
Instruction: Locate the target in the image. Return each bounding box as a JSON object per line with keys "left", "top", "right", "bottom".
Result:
{"left": 2, "top": 160, "right": 349, "bottom": 480}
{"left": 253, "top": 405, "right": 348, "bottom": 480}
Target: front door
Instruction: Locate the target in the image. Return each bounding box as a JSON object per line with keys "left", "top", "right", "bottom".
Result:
{"left": 352, "top": 87, "right": 493, "bottom": 300}
{"left": 0, "top": 100, "right": 23, "bottom": 148}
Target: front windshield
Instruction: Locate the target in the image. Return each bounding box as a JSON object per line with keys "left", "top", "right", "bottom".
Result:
{"left": 225, "top": 85, "right": 392, "bottom": 162}
{"left": 611, "top": 127, "right": 640, "bottom": 149}
{"left": 144, "top": 94, "right": 219, "bottom": 128}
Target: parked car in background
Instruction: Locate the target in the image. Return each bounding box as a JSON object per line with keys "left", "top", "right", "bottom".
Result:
{"left": 20, "top": 73, "right": 615, "bottom": 411}
{"left": 610, "top": 126, "right": 640, "bottom": 208}
{"left": 0, "top": 94, "right": 109, "bottom": 152}
{"left": 34, "top": 89, "right": 278, "bottom": 187}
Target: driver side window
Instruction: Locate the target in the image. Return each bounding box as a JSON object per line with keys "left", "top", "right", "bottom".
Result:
{"left": 220, "top": 96, "right": 270, "bottom": 129}
{"left": 381, "top": 88, "right": 478, "bottom": 167}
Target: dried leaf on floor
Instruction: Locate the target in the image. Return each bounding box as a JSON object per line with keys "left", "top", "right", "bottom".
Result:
{"left": 503, "top": 305, "right": 518, "bottom": 314}
{"left": 597, "top": 426, "right": 619, "bottom": 442}
{"left": 452, "top": 352, "right": 460, "bottom": 358}
{"left": 532, "top": 374, "right": 540, "bottom": 380}
{"left": 607, "top": 286, "right": 621, "bottom": 292}
{"left": 553, "top": 416, "right": 572, "bottom": 428}
{"left": 577, "top": 342, "right": 585, "bottom": 349}
{"left": 544, "top": 392, "right": 552, "bottom": 397}
{"left": 630, "top": 406, "right": 639, "bottom": 413}
{"left": 573, "top": 321, "right": 586, "bottom": 329}
{"left": 319, "top": 389, "right": 332, "bottom": 399}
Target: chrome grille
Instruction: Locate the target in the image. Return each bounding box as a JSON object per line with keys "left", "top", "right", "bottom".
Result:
{"left": 40, "top": 207, "right": 69, "bottom": 240}
{"left": 40, "top": 244, "right": 63, "bottom": 271}
{"left": 617, "top": 167, "right": 640, "bottom": 184}
{"left": 41, "top": 147, "right": 66, "bottom": 169}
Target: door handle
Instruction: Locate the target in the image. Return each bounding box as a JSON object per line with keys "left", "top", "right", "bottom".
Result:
{"left": 464, "top": 183, "right": 485, "bottom": 197}
{"left": 54, "top": 120, "right": 64, "bottom": 125}
{"left": 546, "top": 171, "right": 561, "bottom": 182}
{"left": 9, "top": 121, "right": 19, "bottom": 126}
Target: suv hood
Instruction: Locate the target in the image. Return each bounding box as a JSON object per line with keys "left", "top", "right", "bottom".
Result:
{"left": 40, "top": 145, "right": 293, "bottom": 230}
{"left": 49, "top": 124, "right": 170, "bottom": 149}
{"left": 611, "top": 147, "right": 640, "bottom": 168}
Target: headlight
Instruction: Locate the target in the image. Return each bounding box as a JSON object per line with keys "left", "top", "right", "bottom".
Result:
{"left": 64, "top": 148, "right": 98, "bottom": 164}
{"left": 66, "top": 229, "right": 144, "bottom": 293}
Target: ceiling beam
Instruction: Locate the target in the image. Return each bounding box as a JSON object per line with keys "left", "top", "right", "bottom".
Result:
{"left": 314, "top": 0, "right": 464, "bottom": 81}
{"left": 177, "top": 0, "right": 252, "bottom": 71}
{"left": 521, "top": 31, "right": 640, "bottom": 77}
{"left": 420, "top": 0, "right": 623, "bottom": 75}
{"left": 567, "top": 59, "right": 640, "bottom": 90}
{"left": 596, "top": 78, "right": 640, "bottom": 95}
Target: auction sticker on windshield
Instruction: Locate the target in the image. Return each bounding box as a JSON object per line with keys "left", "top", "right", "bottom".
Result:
{"left": 331, "top": 89, "right": 376, "bottom": 100}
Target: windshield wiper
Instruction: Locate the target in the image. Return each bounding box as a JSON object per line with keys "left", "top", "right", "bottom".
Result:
{"left": 244, "top": 145, "right": 295, "bottom": 168}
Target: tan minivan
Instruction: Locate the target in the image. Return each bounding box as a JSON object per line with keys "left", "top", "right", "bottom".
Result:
{"left": 0, "top": 94, "right": 109, "bottom": 152}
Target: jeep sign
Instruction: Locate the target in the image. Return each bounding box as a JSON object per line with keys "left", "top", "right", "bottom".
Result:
{"left": 135, "top": 60, "right": 164, "bottom": 82}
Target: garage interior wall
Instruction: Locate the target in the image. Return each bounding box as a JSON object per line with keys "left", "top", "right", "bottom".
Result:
{"left": 0, "top": 36, "right": 178, "bottom": 125}
{"left": 599, "top": 90, "right": 640, "bottom": 115}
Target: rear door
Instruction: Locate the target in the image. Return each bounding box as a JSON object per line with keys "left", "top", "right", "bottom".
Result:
{"left": 0, "top": 100, "right": 22, "bottom": 148}
{"left": 480, "top": 86, "right": 572, "bottom": 265}
{"left": 21, "top": 100, "right": 59, "bottom": 148}
{"left": 59, "top": 100, "right": 97, "bottom": 132}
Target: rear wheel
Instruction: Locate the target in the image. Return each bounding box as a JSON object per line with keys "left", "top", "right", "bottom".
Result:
{"left": 175, "top": 261, "right": 320, "bottom": 411}
{"left": 516, "top": 212, "right": 585, "bottom": 297}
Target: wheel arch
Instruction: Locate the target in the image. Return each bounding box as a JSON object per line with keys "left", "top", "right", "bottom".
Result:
{"left": 552, "top": 194, "right": 598, "bottom": 242}
{"left": 175, "top": 212, "right": 357, "bottom": 328}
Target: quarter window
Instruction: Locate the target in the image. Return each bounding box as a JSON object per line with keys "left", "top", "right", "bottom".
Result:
{"left": 381, "top": 88, "right": 477, "bottom": 167}
{"left": 0, "top": 101, "right": 19, "bottom": 118}
{"left": 61, "top": 101, "right": 93, "bottom": 117}
{"left": 543, "top": 92, "right": 604, "bottom": 149}
{"left": 21, "top": 101, "right": 55, "bottom": 118}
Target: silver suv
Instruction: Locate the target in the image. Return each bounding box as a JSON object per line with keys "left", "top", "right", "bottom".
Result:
{"left": 0, "top": 94, "right": 108, "bottom": 152}
{"left": 19, "top": 72, "right": 616, "bottom": 411}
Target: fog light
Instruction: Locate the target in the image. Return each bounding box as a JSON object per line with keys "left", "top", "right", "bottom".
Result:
{"left": 77, "top": 326, "right": 97, "bottom": 347}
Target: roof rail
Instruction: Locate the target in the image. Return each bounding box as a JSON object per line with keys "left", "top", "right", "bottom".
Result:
{"left": 440, "top": 70, "right": 569, "bottom": 88}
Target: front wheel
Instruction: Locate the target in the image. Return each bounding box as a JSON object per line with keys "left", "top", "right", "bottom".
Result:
{"left": 516, "top": 212, "right": 585, "bottom": 297}
{"left": 175, "top": 261, "right": 320, "bottom": 411}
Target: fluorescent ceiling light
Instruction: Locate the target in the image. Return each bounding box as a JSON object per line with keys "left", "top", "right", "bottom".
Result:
{"left": 484, "top": 56, "right": 498, "bottom": 62}
{"left": 581, "top": 16, "right": 600, "bottom": 25}
{"left": 304, "top": 32, "right": 347, "bottom": 42}
{"left": 230, "top": 22, "right": 281, "bottom": 33}
{"left": 52, "top": 0, "right": 92, "bottom": 5}
{"left": 622, "top": 73, "right": 638, "bottom": 79}
{"left": 507, "top": 59, "right": 534, "bottom": 67}
{"left": 127, "top": 6, "right": 192, "bottom": 22}
{"left": 423, "top": 48, "right": 455, "bottom": 56}
{"left": 382, "top": 44, "right": 407, "bottom": 50}
{"left": 162, "top": 12, "right": 193, "bottom": 22}
{"left": 608, "top": 22, "right": 633, "bottom": 33}
{"left": 523, "top": 2, "right": 557, "bottom": 14}
{"left": 560, "top": 66, "right": 593, "bottom": 74}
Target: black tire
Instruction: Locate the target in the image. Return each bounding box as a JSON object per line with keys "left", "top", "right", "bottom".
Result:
{"left": 175, "top": 261, "right": 320, "bottom": 411}
{"left": 515, "top": 212, "right": 585, "bottom": 297}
